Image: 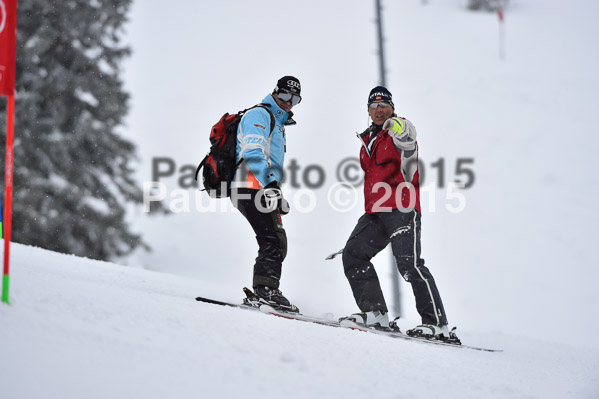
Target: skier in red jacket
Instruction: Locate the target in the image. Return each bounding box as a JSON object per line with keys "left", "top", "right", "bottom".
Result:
{"left": 338, "top": 86, "right": 458, "bottom": 343}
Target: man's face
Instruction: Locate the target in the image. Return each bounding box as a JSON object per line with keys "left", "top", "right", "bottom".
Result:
{"left": 368, "top": 101, "right": 394, "bottom": 125}
{"left": 274, "top": 92, "right": 295, "bottom": 112}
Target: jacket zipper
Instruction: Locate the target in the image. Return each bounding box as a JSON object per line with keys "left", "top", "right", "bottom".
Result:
{"left": 357, "top": 132, "right": 371, "bottom": 158}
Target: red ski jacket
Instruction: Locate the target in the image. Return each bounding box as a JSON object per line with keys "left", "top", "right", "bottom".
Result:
{"left": 358, "top": 124, "right": 421, "bottom": 214}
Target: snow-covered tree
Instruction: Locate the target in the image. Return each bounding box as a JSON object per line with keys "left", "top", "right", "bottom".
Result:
{"left": 0, "top": 0, "right": 147, "bottom": 260}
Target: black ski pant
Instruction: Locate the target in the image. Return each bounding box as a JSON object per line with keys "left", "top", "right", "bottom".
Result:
{"left": 232, "top": 188, "right": 287, "bottom": 289}
{"left": 342, "top": 209, "right": 448, "bottom": 326}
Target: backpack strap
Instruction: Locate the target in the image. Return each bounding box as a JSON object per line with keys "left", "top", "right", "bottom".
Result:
{"left": 195, "top": 104, "right": 276, "bottom": 183}
{"left": 195, "top": 154, "right": 208, "bottom": 181}
{"left": 243, "top": 103, "right": 275, "bottom": 135}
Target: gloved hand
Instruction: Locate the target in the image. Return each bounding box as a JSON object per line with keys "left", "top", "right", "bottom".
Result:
{"left": 383, "top": 117, "right": 417, "bottom": 150}
{"left": 262, "top": 181, "right": 290, "bottom": 215}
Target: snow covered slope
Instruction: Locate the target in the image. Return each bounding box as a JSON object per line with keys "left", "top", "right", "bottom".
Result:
{"left": 1, "top": 243, "right": 597, "bottom": 399}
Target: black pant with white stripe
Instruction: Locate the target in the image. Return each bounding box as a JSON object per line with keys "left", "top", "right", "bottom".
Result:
{"left": 342, "top": 209, "right": 448, "bottom": 326}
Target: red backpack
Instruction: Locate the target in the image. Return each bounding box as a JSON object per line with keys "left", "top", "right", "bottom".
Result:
{"left": 195, "top": 104, "right": 274, "bottom": 197}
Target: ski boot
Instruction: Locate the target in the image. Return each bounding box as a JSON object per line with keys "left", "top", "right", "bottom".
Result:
{"left": 406, "top": 324, "right": 461, "bottom": 345}
{"left": 244, "top": 286, "right": 299, "bottom": 313}
{"left": 339, "top": 311, "right": 389, "bottom": 329}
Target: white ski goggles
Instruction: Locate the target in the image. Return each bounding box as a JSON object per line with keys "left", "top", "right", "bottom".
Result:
{"left": 369, "top": 101, "right": 392, "bottom": 109}
{"left": 277, "top": 90, "right": 302, "bottom": 106}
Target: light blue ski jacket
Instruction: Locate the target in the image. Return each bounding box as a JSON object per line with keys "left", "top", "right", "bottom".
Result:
{"left": 233, "top": 94, "right": 290, "bottom": 188}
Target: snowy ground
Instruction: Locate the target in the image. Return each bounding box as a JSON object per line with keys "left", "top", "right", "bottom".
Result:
{"left": 1, "top": 243, "right": 598, "bottom": 399}
{"left": 3, "top": 1, "right": 599, "bottom": 397}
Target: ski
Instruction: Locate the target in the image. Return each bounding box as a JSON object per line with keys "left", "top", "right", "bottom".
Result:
{"left": 195, "top": 295, "right": 261, "bottom": 312}
{"left": 258, "top": 304, "right": 340, "bottom": 327}
{"left": 195, "top": 292, "right": 502, "bottom": 352}
{"left": 260, "top": 305, "right": 501, "bottom": 352}
{"left": 335, "top": 319, "right": 501, "bottom": 352}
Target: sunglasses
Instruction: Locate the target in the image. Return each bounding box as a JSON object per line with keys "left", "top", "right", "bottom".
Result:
{"left": 369, "top": 102, "right": 391, "bottom": 109}
{"left": 277, "top": 90, "right": 302, "bottom": 106}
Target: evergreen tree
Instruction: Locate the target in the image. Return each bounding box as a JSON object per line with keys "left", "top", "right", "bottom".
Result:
{"left": 0, "top": 0, "right": 147, "bottom": 260}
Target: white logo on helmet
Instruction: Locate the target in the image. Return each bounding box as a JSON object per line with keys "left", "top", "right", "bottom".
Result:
{"left": 287, "top": 80, "right": 301, "bottom": 90}
{"left": 370, "top": 92, "right": 389, "bottom": 99}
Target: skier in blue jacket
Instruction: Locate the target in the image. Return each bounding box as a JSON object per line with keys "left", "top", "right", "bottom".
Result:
{"left": 231, "top": 76, "right": 301, "bottom": 312}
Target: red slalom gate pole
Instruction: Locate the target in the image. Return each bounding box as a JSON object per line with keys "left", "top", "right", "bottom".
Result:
{"left": 1, "top": 0, "right": 19, "bottom": 305}
{"left": 3, "top": 94, "right": 14, "bottom": 304}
